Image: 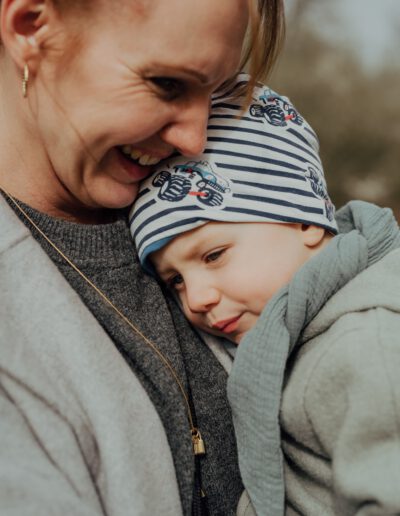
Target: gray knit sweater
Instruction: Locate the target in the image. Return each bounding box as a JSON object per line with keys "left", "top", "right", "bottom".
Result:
{"left": 7, "top": 198, "right": 243, "bottom": 516}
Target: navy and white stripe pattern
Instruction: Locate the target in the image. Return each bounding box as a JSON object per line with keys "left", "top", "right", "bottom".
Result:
{"left": 130, "top": 74, "right": 337, "bottom": 270}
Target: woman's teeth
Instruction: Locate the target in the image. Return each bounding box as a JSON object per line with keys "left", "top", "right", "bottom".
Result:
{"left": 121, "top": 145, "right": 161, "bottom": 166}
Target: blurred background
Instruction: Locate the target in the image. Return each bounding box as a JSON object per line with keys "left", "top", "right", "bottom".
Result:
{"left": 269, "top": 0, "right": 400, "bottom": 219}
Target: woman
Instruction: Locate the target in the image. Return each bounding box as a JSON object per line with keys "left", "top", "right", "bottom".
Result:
{"left": 0, "top": 0, "right": 284, "bottom": 514}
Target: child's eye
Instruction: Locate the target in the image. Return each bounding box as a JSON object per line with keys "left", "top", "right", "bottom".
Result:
{"left": 149, "top": 77, "right": 185, "bottom": 100}
{"left": 168, "top": 273, "right": 184, "bottom": 289}
{"left": 205, "top": 249, "right": 225, "bottom": 263}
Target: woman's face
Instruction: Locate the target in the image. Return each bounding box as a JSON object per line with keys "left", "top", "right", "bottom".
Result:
{"left": 31, "top": 0, "right": 248, "bottom": 213}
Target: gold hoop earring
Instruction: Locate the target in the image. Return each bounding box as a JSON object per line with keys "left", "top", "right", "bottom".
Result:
{"left": 22, "top": 64, "right": 29, "bottom": 98}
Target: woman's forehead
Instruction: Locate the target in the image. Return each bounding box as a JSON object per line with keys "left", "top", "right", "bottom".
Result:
{"left": 114, "top": 0, "right": 248, "bottom": 52}
{"left": 87, "top": 0, "right": 248, "bottom": 85}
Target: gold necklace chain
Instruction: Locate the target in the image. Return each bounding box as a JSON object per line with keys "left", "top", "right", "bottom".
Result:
{"left": 2, "top": 189, "right": 206, "bottom": 456}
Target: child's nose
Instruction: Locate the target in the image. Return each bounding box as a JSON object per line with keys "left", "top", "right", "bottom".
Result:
{"left": 187, "top": 283, "right": 220, "bottom": 313}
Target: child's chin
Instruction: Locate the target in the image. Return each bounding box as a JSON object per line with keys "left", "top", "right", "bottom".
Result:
{"left": 234, "top": 329, "right": 250, "bottom": 345}
{"left": 230, "top": 333, "right": 244, "bottom": 346}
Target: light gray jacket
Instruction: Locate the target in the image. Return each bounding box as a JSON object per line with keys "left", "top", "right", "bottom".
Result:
{"left": 237, "top": 248, "right": 400, "bottom": 515}
{"left": 282, "top": 248, "right": 400, "bottom": 515}
{"left": 0, "top": 198, "right": 235, "bottom": 516}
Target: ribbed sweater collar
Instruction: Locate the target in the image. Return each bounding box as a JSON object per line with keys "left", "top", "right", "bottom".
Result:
{"left": 4, "top": 196, "right": 137, "bottom": 268}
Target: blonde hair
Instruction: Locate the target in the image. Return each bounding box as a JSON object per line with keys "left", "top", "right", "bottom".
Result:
{"left": 239, "top": 0, "right": 285, "bottom": 105}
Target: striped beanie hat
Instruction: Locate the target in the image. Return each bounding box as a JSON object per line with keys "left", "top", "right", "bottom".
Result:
{"left": 130, "top": 73, "right": 337, "bottom": 272}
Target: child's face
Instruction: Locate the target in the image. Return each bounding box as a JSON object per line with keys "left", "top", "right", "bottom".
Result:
{"left": 152, "top": 222, "right": 323, "bottom": 344}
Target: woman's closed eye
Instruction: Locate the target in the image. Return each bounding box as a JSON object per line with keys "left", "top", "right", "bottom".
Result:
{"left": 149, "top": 77, "right": 186, "bottom": 100}
{"left": 204, "top": 248, "right": 226, "bottom": 264}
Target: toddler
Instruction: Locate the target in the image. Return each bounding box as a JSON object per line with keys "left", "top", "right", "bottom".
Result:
{"left": 129, "top": 75, "right": 400, "bottom": 516}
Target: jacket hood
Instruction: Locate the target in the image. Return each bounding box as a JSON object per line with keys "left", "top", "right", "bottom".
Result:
{"left": 303, "top": 248, "right": 400, "bottom": 342}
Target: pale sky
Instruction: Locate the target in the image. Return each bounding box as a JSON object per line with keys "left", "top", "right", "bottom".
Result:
{"left": 287, "top": 0, "right": 400, "bottom": 70}
{"left": 334, "top": 0, "right": 400, "bottom": 68}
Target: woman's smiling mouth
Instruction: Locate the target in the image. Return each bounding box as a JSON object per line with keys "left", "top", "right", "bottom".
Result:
{"left": 116, "top": 147, "right": 158, "bottom": 182}
{"left": 119, "top": 145, "right": 164, "bottom": 166}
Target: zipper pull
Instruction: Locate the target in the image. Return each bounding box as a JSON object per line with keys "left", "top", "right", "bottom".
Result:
{"left": 192, "top": 428, "right": 206, "bottom": 456}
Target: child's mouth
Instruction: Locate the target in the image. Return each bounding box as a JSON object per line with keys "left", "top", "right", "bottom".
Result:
{"left": 213, "top": 315, "right": 242, "bottom": 334}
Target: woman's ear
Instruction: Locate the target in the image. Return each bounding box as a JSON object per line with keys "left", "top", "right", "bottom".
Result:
{"left": 0, "top": 0, "right": 52, "bottom": 71}
{"left": 300, "top": 224, "right": 327, "bottom": 249}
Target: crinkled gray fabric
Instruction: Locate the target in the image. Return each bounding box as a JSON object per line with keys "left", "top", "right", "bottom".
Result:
{"left": 227, "top": 201, "right": 400, "bottom": 516}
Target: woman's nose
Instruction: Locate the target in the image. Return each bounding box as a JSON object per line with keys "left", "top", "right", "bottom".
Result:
{"left": 186, "top": 282, "right": 220, "bottom": 314}
{"left": 160, "top": 97, "right": 210, "bottom": 157}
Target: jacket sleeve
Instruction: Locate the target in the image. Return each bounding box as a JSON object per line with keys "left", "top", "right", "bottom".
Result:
{"left": 0, "top": 378, "right": 104, "bottom": 516}
{"left": 305, "top": 308, "right": 400, "bottom": 515}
